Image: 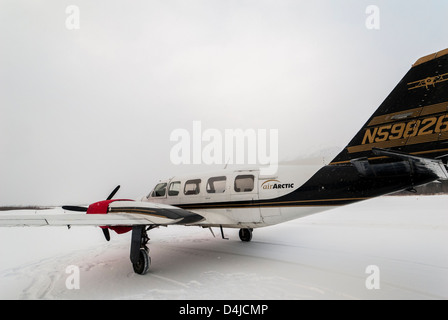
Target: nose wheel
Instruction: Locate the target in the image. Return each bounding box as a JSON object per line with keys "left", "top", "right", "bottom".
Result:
{"left": 239, "top": 228, "right": 253, "bottom": 242}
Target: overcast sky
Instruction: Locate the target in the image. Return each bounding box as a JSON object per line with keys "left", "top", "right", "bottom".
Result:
{"left": 1, "top": 0, "right": 448, "bottom": 206}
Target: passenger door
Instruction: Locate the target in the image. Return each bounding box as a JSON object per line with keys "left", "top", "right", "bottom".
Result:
{"left": 230, "top": 171, "right": 261, "bottom": 223}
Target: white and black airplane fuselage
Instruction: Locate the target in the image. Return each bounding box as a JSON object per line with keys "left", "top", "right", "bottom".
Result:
{"left": 143, "top": 164, "right": 328, "bottom": 229}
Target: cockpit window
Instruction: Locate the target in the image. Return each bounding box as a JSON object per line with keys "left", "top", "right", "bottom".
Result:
{"left": 234, "top": 175, "right": 254, "bottom": 192}
{"left": 207, "top": 176, "right": 226, "bottom": 193}
{"left": 150, "top": 182, "right": 167, "bottom": 197}
{"left": 184, "top": 179, "right": 201, "bottom": 195}
{"left": 168, "top": 181, "right": 181, "bottom": 196}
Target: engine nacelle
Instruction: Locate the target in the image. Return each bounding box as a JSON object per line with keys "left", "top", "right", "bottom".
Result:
{"left": 87, "top": 199, "right": 134, "bottom": 234}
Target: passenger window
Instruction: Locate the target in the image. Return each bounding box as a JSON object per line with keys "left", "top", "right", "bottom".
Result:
{"left": 168, "top": 181, "right": 181, "bottom": 196}
{"left": 184, "top": 179, "right": 201, "bottom": 195}
{"left": 151, "top": 183, "right": 167, "bottom": 197}
{"left": 207, "top": 176, "right": 226, "bottom": 193}
{"left": 234, "top": 175, "right": 254, "bottom": 192}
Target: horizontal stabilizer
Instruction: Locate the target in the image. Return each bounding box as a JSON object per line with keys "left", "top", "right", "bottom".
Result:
{"left": 372, "top": 148, "right": 448, "bottom": 180}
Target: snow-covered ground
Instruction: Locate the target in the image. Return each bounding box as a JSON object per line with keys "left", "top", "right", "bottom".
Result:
{"left": 0, "top": 195, "right": 447, "bottom": 300}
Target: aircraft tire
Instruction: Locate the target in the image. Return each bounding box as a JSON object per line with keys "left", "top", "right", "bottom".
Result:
{"left": 239, "top": 228, "right": 253, "bottom": 242}
{"left": 133, "top": 248, "right": 150, "bottom": 275}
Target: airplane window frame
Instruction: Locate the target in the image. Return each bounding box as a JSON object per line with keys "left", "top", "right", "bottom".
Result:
{"left": 234, "top": 175, "right": 254, "bottom": 192}
{"left": 168, "top": 181, "right": 181, "bottom": 196}
{"left": 150, "top": 182, "right": 167, "bottom": 197}
{"left": 184, "top": 179, "right": 201, "bottom": 195}
{"left": 206, "top": 176, "right": 227, "bottom": 193}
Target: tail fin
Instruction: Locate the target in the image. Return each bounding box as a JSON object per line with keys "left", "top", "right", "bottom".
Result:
{"left": 331, "top": 48, "right": 448, "bottom": 165}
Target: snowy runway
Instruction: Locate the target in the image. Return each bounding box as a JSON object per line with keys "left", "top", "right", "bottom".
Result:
{"left": 0, "top": 196, "right": 447, "bottom": 299}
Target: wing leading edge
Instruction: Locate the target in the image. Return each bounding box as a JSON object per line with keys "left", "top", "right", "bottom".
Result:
{"left": 0, "top": 201, "right": 204, "bottom": 227}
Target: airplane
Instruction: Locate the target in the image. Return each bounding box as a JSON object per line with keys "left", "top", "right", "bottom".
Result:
{"left": 2, "top": 47, "right": 448, "bottom": 275}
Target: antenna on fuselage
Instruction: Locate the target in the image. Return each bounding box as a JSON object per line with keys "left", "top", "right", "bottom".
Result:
{"left": 223, "top": 158, "right": 230, "bottom": 170}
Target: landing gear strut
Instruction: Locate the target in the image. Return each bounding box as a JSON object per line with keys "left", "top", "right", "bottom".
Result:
{"left": 239, "top": 228, "right": 253, "bottom": 242}
{"left": 130, "top": 226, "right": 151, "bottom": 275}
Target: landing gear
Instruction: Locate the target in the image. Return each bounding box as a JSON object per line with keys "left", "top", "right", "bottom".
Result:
{"left": 130, "top": 226, "right": 151, "bottom": 275}
{"left": 133, "top": 248, "right": 150, "bottom": 275}
{"left": 239, "top": 228, "right": 253, "bottom": 242}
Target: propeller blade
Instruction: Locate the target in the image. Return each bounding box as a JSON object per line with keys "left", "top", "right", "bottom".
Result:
{"left": 62, "top": 205, "right": 88, "bottom": 212}
{"left": 106, "top": 185, "right": 120, "bottom": 200}
{"left": 102, "top": 228, "right": 111, "bottom": 241}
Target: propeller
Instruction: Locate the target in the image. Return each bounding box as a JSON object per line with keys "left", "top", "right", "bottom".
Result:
{"left": 63, "top": 185, "right": 121, "bottom": 242}
{"left": 106, "top": 185, "right": 120, "bottom": 200}
{"left": 102, "top": 228, "right": 111, "bottom": 241}
{"left": 61, "top": 205, "right": 88, "bottom": 212}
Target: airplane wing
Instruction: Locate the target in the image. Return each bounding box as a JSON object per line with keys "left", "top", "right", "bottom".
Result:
{"left": 0, "top": 197, "right": 205, "bottom": 275}
{"left": 0, "top": 201, "right": 204, "bottom": 227}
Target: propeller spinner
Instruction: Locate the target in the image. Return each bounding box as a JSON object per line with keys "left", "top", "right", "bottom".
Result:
{"left": 62, "top": 185, "right": 121, "bottom": 241}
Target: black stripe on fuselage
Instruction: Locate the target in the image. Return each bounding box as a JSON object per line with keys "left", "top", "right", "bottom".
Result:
{"left": 108, "top": 206, "right": 204, "bottom": 224}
